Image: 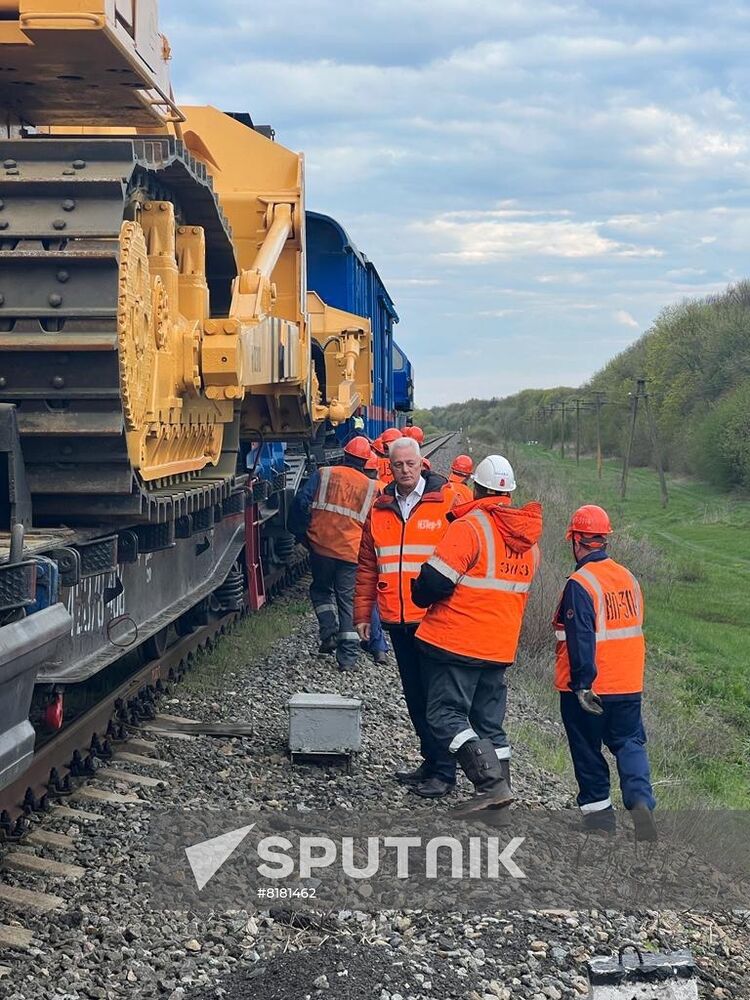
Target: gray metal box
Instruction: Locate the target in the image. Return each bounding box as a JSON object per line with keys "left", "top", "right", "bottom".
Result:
{"left": 288, "top": 693, "right": 362, "bottom": 755}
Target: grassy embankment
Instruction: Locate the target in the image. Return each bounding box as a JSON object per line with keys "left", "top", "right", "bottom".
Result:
{"left": 487, "top": 441, "right": 750, "bottom": 809}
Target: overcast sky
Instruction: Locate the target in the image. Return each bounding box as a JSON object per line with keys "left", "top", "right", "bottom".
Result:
{"left": 162, "top": 1, "right": 750, "bottom": 406}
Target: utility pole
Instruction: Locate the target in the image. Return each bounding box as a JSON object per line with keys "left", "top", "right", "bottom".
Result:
{"left": 642, "top": 383, "right": 669, "bottom": 508}
{"left": 592, "top": 391, "right": 606, "bottom": 479}
{"left": 620, "top": 389, "right": 639, "bottom": 500}
{"left": 572, "top": 397, "right": 583, "bottom": 466}
{"left": 620, "top": 377, "right": 668, "bottom": 505}
{"left": 556, "top": 400, "right": 567, "bottom": 460}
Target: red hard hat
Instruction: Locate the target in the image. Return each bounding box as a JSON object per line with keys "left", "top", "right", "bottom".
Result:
{"left": 566, "top": 504, "right": 613, "bottom": 540}
{"left": 344, "top": 436, "right": 372, "bottom": 461}
{"left": 382, "top": 427, "right": 401, "bottom": 445}
{"left": 405, "top": 426, "right": 425, "bottom": 444}
{"left": 422, "top": 457, "right": 431, "bottom": 470}
{"left": 372, "top": 436, "right": 385, "bottom": 456}
{"left": 451, "top": 454, "right": 473, "bottom": 476}
{"left": 364, "top": 454, "right": 379, "bottom": 471}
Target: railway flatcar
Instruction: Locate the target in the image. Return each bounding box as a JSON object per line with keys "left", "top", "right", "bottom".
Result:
{"left": 0, "top": 0, "right": 412, "bottom": 800}
{"left": 306, "top": 211, "right": 414, "bottom": 441}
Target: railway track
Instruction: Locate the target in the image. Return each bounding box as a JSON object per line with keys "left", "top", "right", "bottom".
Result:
{"left": 1, "top": 431, "right": 456, "bottom": 830}
{"left": 0, "top": 432, "right": 459, "bottom": 971}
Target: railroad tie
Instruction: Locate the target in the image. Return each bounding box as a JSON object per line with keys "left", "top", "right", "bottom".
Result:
{"left": 0, "top": 883, "right": 65, "bottom": 914}
{"left": 25, "top": 829, "right": 76, "bottom": 851}
{"left": 0, "top": 923, "right": 34, "bottom": 951}
{"left": 74, "top": 786, "right": 144, "bottom": 806}
{"left": 114, "top": 751, "right": 172, "bottom": 769}
{"left": 49, "top": 804, "right": 105, "bottom": 823}
{"left": 94, "top": 767, "right": 167, "bottom": 789}
{"left": 2, "top": 852, "right": 85, "bottom": 881}
{"left": 120, "top": 738, "right": 159, "bottom": 756}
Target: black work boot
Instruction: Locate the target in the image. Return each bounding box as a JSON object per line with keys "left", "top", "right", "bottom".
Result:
{"left": 372, "top": 649, "right": 388, "bottom": 665}
{"left": 630, "top": 803, "right": 658, "bottom": 842}
{"left": 409, "top": 775, "right": 455, "bottom": 799}
{"left": 453, "top": 740, "right": 513, "bottom": 816}
{"left": 581, "top": 806, "right": 616, "bottom": 835}
{"left": 395, "top": 762, "right": 432, "bottom": 785}
{"left": 318, "top": 636, "right": 337, "bottom": 655}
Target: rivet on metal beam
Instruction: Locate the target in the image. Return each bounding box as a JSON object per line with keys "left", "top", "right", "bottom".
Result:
{"left": 72, "top": 159, "right": 86, "bottom": 169}
{"left": 2, "top": 159, "right": 16, "bottom": 169}
{"left": 0, "top": 378, "right": 6, "bottom": 388}
{"left": 5, "top": 168, "right": 19, "bottom": 175}
{"left": 0, "top": 221, "right": 8, "bottom": 230}
{"left": 56, "top": 270, "right": 70, "bottom": 283}
{"left": 48, "top": 293, "right": 63, "bottom": 307}
{"left": 62, "top": 169, "right": 74, "bottom": 176}
{"left": 52, "top": 219, "right": 66, "bottom": 231}
{"left": 51, "top": 376, "right": 65, "bottom": 389}
{"left": 62, "top": 199, "right": 76, "bottom": 212}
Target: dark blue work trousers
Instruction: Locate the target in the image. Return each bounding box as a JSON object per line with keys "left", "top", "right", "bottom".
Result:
{"left": 309, "top": 551, "right": 359, "bottom": 668}
{"left": 388, "top": 625, "right": 456, "bottom": 783}
{"left": 560, "top": 692, "right": 656, "bottom": 812}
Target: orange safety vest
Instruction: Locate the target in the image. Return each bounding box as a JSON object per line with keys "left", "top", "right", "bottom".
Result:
{"left": 416, "top": 498, "right": 541, "bottom": 663}
{"left": 307, "top": 465, "right": 378, "bottom": 563}
{"left": 447, "top": 473, "right": 473, "bottom": 507}
{"left": 554, "top": 557, "right": 645, "bottom": 695}
{"left": 361, "top": 484, "right": 454, "bottom": 625}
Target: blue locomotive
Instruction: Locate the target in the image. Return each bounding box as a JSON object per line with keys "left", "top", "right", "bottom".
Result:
{"left": 306, "top": 211, "right": 414, "bottom": 440}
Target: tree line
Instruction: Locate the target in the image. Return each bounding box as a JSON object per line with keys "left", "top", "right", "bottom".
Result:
{"left": 416, "top": 279, "right": 750, "bottom": 491}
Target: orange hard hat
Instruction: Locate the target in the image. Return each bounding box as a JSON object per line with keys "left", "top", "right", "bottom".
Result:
{"left": 405, "top": 426, "right": 425, "bottom": 444}
{"left": 422, "top": 457, "right": 431, "bottom": 470}
{"left": 451, "top": 454, "right": 473, "bottom": 476}
{"left": 372, "top": 436, "right": 385, "bottom": 456}
{"left": 382, "top": 427, "right": 401, "bottom": 445}
{"left": 565, "top": 504, "right": 613, "bottom": 540}
{"left": 364, "top": 454, "right": 379, "bottom": 471}
{"left": 343, "top": 436, "right": 372, "bottom": 461}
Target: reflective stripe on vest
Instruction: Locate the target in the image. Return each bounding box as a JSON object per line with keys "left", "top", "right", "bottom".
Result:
{"left": 574, "top": 566, "right": 644, "bottom": 642}
{"left": 451, "top": 509, "right": 534, "bottom": 593}
{"left": 312, "top": 466, "right": 377, "bottom": 524}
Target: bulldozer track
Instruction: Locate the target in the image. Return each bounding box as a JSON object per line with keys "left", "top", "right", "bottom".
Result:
{"left": 0, "top": 136, "right": 240, "bottom": 525}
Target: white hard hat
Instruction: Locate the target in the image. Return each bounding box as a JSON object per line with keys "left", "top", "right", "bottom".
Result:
{"left": 472, "top": 454, "right": 517, "bottom": 492}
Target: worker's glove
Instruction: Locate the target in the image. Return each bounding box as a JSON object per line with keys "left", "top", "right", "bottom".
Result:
{"left": 577, "top": 688, "right": 604, "bottom": 716}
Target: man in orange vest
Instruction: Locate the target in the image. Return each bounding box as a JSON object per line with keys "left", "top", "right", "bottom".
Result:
{"left": 355, "top": 436, "right": 456, "bottom": 797}
{"left": 289, "top": 436, "right": 377, "bottom": 671}
{"left": 447, "top": 454, "right": 473, "bottom": 506}
{"left": 554, "top": 505, "right": 656, "bottom": 840}
{"left": 412, "top": 455, "right": 542, "bottom": 815}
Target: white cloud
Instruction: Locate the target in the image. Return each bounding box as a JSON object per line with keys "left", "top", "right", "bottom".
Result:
{"left": 614, "top": 310, "right": 640, "bottom": 328}
{"left": 159, "top": 0, "right": 750, "bottom": 405}
{"left": 416, "top": 210, "right": 661, "bottom": 261}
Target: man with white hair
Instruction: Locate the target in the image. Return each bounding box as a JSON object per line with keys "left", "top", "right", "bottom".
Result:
{"left": 355, "top": 437, "right": 456, "bottom": 798}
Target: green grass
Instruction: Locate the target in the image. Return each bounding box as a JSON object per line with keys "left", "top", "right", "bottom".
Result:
{"left": 516, "top": 444, "right": 750, "bottom": 808}
{"left": 181, "top": 596, "right": 310, "bottom": 694}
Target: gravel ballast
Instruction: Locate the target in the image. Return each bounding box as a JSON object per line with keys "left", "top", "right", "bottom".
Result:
{"left": 1, "top": 439, "right": 748, "bottom": 1000}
